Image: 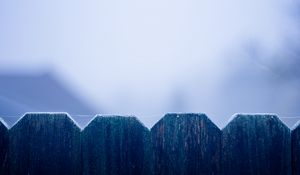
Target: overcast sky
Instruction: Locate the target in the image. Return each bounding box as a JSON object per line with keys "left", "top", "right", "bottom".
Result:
{"left": 0, "top": 0, "right": 300, "bottom": 128}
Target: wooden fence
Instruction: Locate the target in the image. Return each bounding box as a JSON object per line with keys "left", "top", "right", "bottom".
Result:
{"left": 0, "top": 113, "right": 298, "bottom": 175}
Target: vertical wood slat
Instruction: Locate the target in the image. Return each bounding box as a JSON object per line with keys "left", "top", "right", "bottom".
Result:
{"left": 0, "top": 118, "right": 8, "bottom": 175}
{"left": 222, "top": 114, "right": 291, "bottom": 175}
{"left": 151, "top": 113, "right": 221, "bottom": 175}
{"left": 8, "top": 113, "right": 81, "bottom": 175}
{"left": 81, "top": 115, "right": 152, "bottom": 175}
{"left": 292, "top": 122, "right": 300, "bottom": 175}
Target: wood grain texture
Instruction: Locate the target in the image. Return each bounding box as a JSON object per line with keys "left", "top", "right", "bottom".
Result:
{"left": 82, "top": 115, "right": 152, "bottom": 175}
{"left": 222, "top": 114, "right": 291, "bottom": 175}
{"left": 8, "top": 113, "right": 81, "bottom": 175}
{"left": 151, "top": 113, "right": 221, "bottom": 175}
{"left": 0, "top": 119, "right": 8, "bottom": 175}
{"left": 292, "top": 123, "right": 300, "bottom": 175}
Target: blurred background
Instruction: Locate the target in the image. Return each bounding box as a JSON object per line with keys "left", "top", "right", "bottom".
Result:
{"left": 0, "top": 0, "right": 300, "bottom": 128}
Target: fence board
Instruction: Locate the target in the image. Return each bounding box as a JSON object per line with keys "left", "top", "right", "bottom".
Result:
{"left": 292, "top": 122, "right": 300, "bottom": 175}
{"left": 151, "top": 113, "right": 221, "bottom": 175}
{"left": 81, "top": 115, "right": 152, "bottom": 175}
{"left": 222, "top": 114, "right": 291, "bottom": 175}
{"left": 0, "top": 118, "right": 8, "bottom": 175}
{"left": 8, "top": 113, "right": 81, "bottom": 175}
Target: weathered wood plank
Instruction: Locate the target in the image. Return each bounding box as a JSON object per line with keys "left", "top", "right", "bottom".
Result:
{"left": 292, "top": 122, "right": 300, "bottom": 175}
{"left": 82, "top": 115, "right": 152, "bottom": 175}
{"left": 0, "top": 118, "right": 8, "bottom": 175}
{"left": 222, "top": 114, "right": 291, "bottom": 175}
{"left": 8, "top": 113, "right": 81, "bottom": 175}
{"left": 151, "top": 113, "right": 221, "bottom": 175}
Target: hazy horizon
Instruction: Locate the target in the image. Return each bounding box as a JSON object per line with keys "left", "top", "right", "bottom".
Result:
{"left": 1, "top": 0, "right": 300, "bottom": 128}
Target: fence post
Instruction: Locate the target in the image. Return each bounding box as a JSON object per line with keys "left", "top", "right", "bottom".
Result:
{"left": 0, "top": 118, "right": 8, "bottom": 175}
{"left": 222, "top": 114, "right": 291, "bottom": 175}
{"left": 81, "top": 115, "right": 152, "bottom": 175}
{"left": 292, "top": 122, "right": 300, "bottom": 175}
{"left": 8, "top": 113, "right": 81, "bottom": 175}
{"left": 151, "top": 113, "right": 221, "bottom": 175}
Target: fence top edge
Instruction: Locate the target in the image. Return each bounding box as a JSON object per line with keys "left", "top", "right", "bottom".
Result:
{"left": 227, "top": 113, "right": 279, "bottom": 123}
{"left": 223, "top": 113, "right": 290, "bottom": 131}
{"left": 165, "top": 112, "right": 207, "bottom": 116}
{"left": 0, "top": 117, "right": 9, "bottom": 129}
{"left": 292, "top": 120, "right": 300, "bottom": 131}
{"left": 2, "top": 112, "right": 296, "bottom": 131}
{"left": 82, "top": 114, "right": 149, "bottom": 131}
{"left": 150, "top": 112, "right": 221, "bottom": 131}
{"left": 10, "top": 112, "right": 81, "bottom": 130}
